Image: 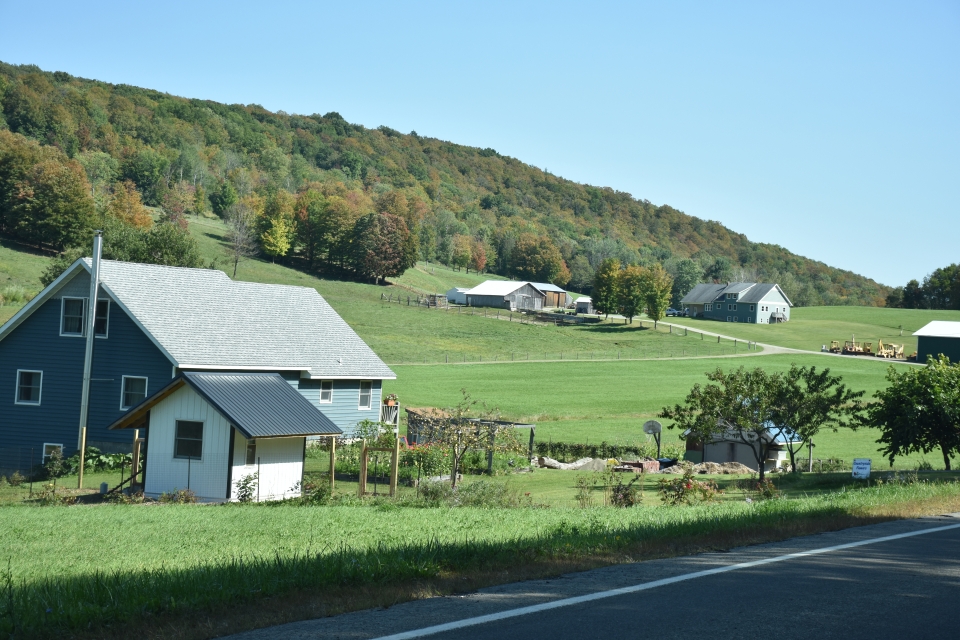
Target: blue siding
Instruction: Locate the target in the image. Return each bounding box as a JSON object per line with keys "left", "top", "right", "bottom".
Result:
{"left": 298, "top": 379, "right": 382, "bottom": 436}
{"left": 0, "top": 285, "right": 173, "bottom": 460}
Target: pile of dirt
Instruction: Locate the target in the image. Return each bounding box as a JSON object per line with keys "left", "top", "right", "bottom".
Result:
{"left": 659, "top": 461, "right": 755, "bottom": 475}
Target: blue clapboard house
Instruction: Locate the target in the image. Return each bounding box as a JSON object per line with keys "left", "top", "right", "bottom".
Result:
{"left": 0, "top": 259, "right": 395, "bottom": 468}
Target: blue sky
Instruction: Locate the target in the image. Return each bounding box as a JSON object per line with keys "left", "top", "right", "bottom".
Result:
{"left": 2, "top": 1, "right": 957, "bottom": 286}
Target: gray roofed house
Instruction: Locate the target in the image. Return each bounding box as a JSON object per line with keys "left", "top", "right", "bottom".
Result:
{"left": 680, "top": 282, "right": 793, "bottom": 324}
{"left": 0, "top": 258, "right": 394, "bottom": 471}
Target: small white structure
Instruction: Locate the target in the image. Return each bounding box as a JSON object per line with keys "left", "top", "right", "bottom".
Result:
{"left": 446, "top": 287, "right": 468, "bottom": 305}
{"left": 575, "top": 297, "right": 594, "bottom": 314}
{"left": 108, "top": 372, "right": 340, "bottom": 501}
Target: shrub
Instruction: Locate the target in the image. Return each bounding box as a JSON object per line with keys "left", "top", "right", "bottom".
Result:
{"left": 608, "top": 474, "right": 642, "bottom": 508}
{"left": 657, "top": 467, "right": 722, "bottom": 506}
{"left": 298, "top": 480, "right": 332, "bottom": 505}
{"left": 159, "top": 488, "right": 198, "bottom": 504}
{"left": 103, "top": 490, "right": 146, "bottom": 504}
{"left": 7, "top": 471, "right": 24, "bottom": 487}
{"left": 234, "top": 472, "right": 259, "bottom": 502}
{"left": 753, "top": 478, "right": 781, "bottom": 500}
{"left": 575, "top": 474, "right": 596, "bottom": 508}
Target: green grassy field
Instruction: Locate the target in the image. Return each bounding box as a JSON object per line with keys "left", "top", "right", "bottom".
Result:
{"left": 667, "top": 306, "right": 960, "bottom": 354}
{"left": 384, "top": 354, "right": 952, "bottom": 468}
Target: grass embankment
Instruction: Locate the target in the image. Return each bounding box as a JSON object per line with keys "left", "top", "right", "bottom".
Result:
{"left": 667, "top": 306, "right": 960, "bottom": 354}
{"left": 2, "top": 480, "right": 959, "bottom": 639}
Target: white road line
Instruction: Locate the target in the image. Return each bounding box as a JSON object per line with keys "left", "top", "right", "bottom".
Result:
{"left": 372, "top": 521, "right": 960, "bottom": 640}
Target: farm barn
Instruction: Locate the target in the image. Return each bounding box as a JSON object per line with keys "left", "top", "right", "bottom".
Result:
{"left": 681, "top": 282, "right": 792, "bottom": 324}
{"left": 575, "top": 297, "right": 594, "bottom": 314}
{"left": 914, "top": 321, "right": 960, "bottom": 364}
{"left": 529, "top": 282, "right": 572, "bottom": 308}
{"left": 465, "top": 281, "right": 545, "bottom": 311}
{"left": 108, "top": 372, "right": 340, "bottom": 502}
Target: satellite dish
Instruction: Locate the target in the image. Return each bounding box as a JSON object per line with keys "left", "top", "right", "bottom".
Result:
{"left": 643, "top": 420, "right": 662, "bottom": 435}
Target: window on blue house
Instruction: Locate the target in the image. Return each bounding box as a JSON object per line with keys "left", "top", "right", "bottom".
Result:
{"left": 245, "top": 439, "right": 257, "bottom": 466}
{"left": 16, "top": 370, "right": 42, "bottom": 405}
{"left": 61, "top": 298, "right": 85, "bottom": 335}
{"left": 320, "top": 380, "right": 332, "bottom": 403}
{"left": 174, "top": 420, "right": 204, "bottom": 459}
{"left": 359, "top": 381, "right": 372, "bottom": 410}
{"left": 61, "top": 298, "right": 109, "bottom": 337}
{"left": 121, "top": 376, "right": 148, "bottom": 409}
{"left": 95, "top": 300, "right": 109, "bottom": 337}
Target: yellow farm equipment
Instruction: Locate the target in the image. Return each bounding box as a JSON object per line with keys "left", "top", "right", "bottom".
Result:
{"left": 876, "top": 340, "right": 904, "bottom": 359}
{"left": 842, "top": 340, "right": 873, "bottom": 355}
{"left": 828, "top": 340, "right": 842, "bottom": 353}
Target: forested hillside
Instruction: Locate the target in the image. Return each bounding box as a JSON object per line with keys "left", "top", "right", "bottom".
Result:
{"left": 0, "top": 61, "right": 889, "bottom": 305}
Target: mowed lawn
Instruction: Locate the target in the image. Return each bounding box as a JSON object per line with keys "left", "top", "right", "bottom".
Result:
{"left": 385, "top": 354, "right": 952, "bottom": 469}
{"left": 666, "top": 306, "right": 960, "bottom": 354}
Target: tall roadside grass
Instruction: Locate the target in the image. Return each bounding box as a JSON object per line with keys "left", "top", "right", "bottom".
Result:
{"left": 1, "top": 480, "right": 959, "bottom": 638}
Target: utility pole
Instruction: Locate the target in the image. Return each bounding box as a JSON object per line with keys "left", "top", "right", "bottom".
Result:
{"left": 77, "top": 231, "right": 103, "bottom": 489}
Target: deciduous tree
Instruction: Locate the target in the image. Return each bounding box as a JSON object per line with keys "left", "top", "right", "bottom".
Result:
{"left": 350, "top": 212, "right": 415, "bottom": 283}
{"left": 861, "top": 356, "right": 960, "bottom": 470}
{"left": 641, "top": 264, "right": 673, "bottom": 328}
{"left": 592, "top": 258, "right": 621, "bottom": 319}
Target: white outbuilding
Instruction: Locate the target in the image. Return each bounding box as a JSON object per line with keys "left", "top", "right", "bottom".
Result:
{"left": 108, "top": 371, "right": 341, "bottom": 502}
{"left": 446, "top": 287, "right": 469, "bottom": 305}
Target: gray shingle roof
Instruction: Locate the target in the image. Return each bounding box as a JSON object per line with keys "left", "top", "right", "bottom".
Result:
{"left": 83, "top": 259, "right": 395, "bottom": 379}
{"left": 680, "top": 283, "right": 727, "bottom": 304}
{"left": 737, "top": 283, "right": 777, "bottom": 304}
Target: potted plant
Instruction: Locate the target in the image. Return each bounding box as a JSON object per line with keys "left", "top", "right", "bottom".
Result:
{"left": 384, "top": 393, "right": 398, "bottom": 406}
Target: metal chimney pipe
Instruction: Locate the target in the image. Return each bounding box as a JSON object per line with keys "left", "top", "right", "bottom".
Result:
{"left": 77, "top": 230, "right": 103, "bottom": 489}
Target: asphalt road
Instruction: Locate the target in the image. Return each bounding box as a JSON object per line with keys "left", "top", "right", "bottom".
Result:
{"left": 228, "top": 514, "right": 960, "bottom": 640}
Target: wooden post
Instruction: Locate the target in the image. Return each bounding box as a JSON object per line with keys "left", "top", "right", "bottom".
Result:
{"left": 528, "top": 426, "right": 536, "bottom": 459}
{"left": 131, "top": 437, "right": 142, "bottom": 489}
{"left": 329, "top": 435, "right": 336, "bottom": 492}
{"left": 358, "top": 443, "right": 368, "bottom": 497}
{"left": 389, "top": 433, "right": 400, "bottom": 497}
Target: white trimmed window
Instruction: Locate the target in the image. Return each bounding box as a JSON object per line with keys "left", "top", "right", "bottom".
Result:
{"left": 319, "top": 380, "right": 332, "bottom": 403}
{"left": 245, "top": 439, "right": 257, "bottom": 466}
{"left": 749, "top": 304, "right": 755, "bottom": 311}
{"left": 61, "top": 298, "right": 85, "bottom": 336}
{"left": 727, "top": 316, "right": 732, "bottom": 322}
{"left": 15, "top": 370, "right": 42, "bottom": 405}
{"left": 174, "top": 420, "right": 204, "bottom": 459}
{"left": 42, "top": 443, "right": 63, "bottom": 463}
{"left": 358, "top": 381, "right": 372, "bottom": 410}
{"left": 94, "top": 299, "right": 109, "bottom": 337}
{"left": 705, "top": 303, "right": 712, "bottom": 311}
{"left": 121, "top": 376, "right": 148, "bottom": 409}
{"left": 60, "top": 298, "right": 110, "bottom": 337}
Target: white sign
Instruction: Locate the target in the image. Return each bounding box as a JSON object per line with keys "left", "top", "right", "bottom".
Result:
{"left": 852, "top": 458, "right": 871, "bottom": 479}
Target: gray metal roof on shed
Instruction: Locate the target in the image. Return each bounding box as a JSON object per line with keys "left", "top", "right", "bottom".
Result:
{"left": 529, "top": 282, "right": 566, "bottom": 293}
{"left": 466, "top": 280, "right": 542, "bottom": 297}
{"left": 914, "top": 321, "right": 960, "bottom": 338}
{"left": 0, "top": 259, "right": 395, "bottom": 380}
{"left": 108, "top": 372, "right": 342, "bottom": 438}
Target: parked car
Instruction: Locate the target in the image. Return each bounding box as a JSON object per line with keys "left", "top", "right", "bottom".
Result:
{"left": 666, "top": 308, "right": 680, "bottom": 316}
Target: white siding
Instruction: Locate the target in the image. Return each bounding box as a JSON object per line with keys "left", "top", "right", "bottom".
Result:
{"left": 143, "top": 385, "right": 233, "bottom": 501}
{"left": 229, "top": 434, "right": 304, "bottom": 501}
